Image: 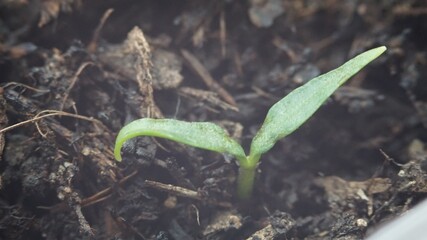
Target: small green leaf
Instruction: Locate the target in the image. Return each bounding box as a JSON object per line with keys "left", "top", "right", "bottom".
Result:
{"left": 249, "top": 46, "right": 386, "bottom": 165}
{"left": 114, "top": 118, "right": 246, "bottom": 162}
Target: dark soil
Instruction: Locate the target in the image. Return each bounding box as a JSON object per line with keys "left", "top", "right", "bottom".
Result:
{"left": 1, "top": 1, "right": 427, "bottom": 239}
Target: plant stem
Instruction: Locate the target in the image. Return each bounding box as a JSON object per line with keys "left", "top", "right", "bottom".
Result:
{"left": 237, "top": 166, "right": 256, "bottom": 199}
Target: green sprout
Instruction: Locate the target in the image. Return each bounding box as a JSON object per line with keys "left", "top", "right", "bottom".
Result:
{"left": 114, "top": 46, "right": 386, "bottom": 199}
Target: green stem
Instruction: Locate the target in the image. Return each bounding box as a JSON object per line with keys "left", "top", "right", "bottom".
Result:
{"left": 237, "top": 166, "right": 256, "bottom": 199}
{"left": 236, "top": 154, "right": 260, "bottom": 199}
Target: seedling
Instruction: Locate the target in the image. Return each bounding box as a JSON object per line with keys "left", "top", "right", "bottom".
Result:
{"left": 114, "top": 46, "right": 386, "bottom": 199}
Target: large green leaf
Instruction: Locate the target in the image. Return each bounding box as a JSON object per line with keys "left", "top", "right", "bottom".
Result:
{"left": 114, "top": 118, "right": 246, "bottom": 162}
{"left": 249, "top": 46, "right": 386, "bottom": 163}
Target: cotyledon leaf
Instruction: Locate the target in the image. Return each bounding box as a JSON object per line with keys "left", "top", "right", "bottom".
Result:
{"left": 249, "top": 46, "right": 387, "bottom": 164}
{"left": 114, "top": 118, "right": 247, "bottom": 163}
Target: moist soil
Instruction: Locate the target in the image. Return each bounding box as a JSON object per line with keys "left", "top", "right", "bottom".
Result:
{"left": 1, "top": 1, "right": 427, "bottom": 239}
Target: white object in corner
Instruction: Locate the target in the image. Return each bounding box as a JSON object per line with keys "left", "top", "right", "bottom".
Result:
{"left": 367, "top": 199, "right": 427, "bottom": 240}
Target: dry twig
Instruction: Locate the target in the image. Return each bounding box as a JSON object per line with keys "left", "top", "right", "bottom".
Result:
{"left": 181, "top": 49, "right": 237, "bottom": 107}
{"left": 0, "top": 109, "right": 104, "bottom": 135}
{"left": 60, "top": 62, "right": 94, "bottom": 111}
{"left": 87, "top": 8, "right": 114, "bottom": 53}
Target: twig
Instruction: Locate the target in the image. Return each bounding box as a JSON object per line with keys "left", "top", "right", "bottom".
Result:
{"left": 251, "top": 86, "right": 280, "bottom": 101}
{"left": 0, "top": 110, "right": 103, "bottom": 134}
{"left": 178, "top": 87, "right": 238, "bottom": 111}
{"left": 87, "top": 8, "right": 114, "bottom": 53}
{"left": 144, "top": 180, "right": 201, "bottom": 200}
{"left": 181, "top": 49, "right": 237, "bottom": 107}
{"left": 379, "top": 149, "right": 404, "bottom": 167}
{"left": 1, "top": 82, "right": 50, "bottom": 93}
{"left": 60, "top": 62, "right": 94, "bottom": 111}
{"left": 144, "top": 180, "right": 232, "bottom": 208}
{"left": 80, "top": 170, "right": 138, "bottom": 208}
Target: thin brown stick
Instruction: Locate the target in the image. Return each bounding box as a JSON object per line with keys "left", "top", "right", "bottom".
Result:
{"left": 144, "top": 180, "right": 231, "bottom": 208}
{"left": 144, "top": 180, "right": 201, "bottom": 200}
{"left": 178, "top": 87, "right": 238, "bottom": 112}
{"left": 0, "top": 110, "right": 103, "bottom": 134}
{"left": 181, "top": 49, "right": 237, "bottom": 107}
{"left": 60, "top": 62, "right": 94, "bottom": 111}
{"left": 87, "top": 8, "right": 114, "bottom": 53}
{"left": 379, "top": 149, "right": 403, "bottom": 167}
{"left": 251, "top": 85, "right": 280, "bottom": 101}
{"left": 1, "top": 82, "right": 50, "bottom": 93}
{"left": 34, "top": 117, "right": 48, "bottom": 137}
{"left": 80, "top": 170, "right": 138, "bottom": 207}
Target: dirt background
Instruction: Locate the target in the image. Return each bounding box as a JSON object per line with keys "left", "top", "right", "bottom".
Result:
{"left": 1, "top": 0, "right": 427, "bottom": 239}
